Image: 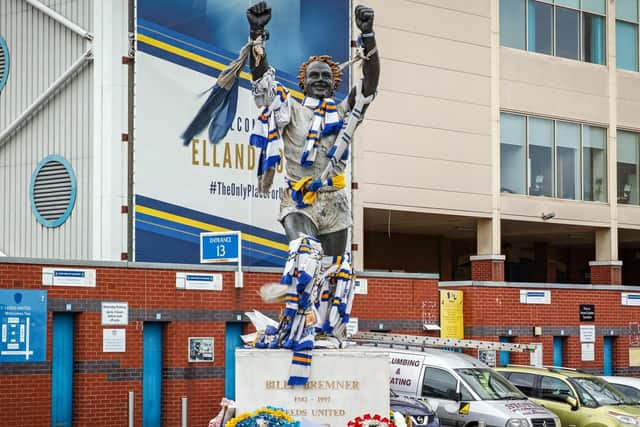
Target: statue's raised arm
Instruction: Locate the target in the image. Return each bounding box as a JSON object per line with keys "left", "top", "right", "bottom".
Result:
{"left": 350, "top": 5, "right": 380, "bottom": 110}
{"left": 246, "top": 1, "right": 272, "bottom": 81}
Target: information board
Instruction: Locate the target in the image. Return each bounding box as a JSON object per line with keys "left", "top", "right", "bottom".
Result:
{"left": 0, "top": 290, "right": 47, "bottom": 362}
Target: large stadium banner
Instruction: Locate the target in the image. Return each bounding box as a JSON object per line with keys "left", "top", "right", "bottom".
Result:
{"left": 135, "top": 0, "right": 350, "bottom": 267}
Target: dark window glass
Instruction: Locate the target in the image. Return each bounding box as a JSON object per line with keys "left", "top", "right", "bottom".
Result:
{"left": 583, "top": 13, "right": 606, "bottom": 64}
{"left": 500, "top": 0, "right": 526, "bottom": 49}
{"left": 556, "top": 7, "right": 580, "bottom": 60}
{"left": 506, "top": 372, "right": 538, "bottom": 397}
{"left": 611, "top": 383, "right": 640, "bottom": 403}
{"left": 540, "top": 376, "right": 575, "bottom": 403}
{"left": 421, "top": 367, "right": 472, "bottom": 401}
{"left": 528, "top": 1, "right": 554, "bottom": 55}
{"left": 583, "top": 125, "right": 607, "bottom": 202}
{"left": 617, "top": 131, "right": 639, "bottom": 205}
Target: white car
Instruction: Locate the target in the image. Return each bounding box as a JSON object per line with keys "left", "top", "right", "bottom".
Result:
{"left": 601, "top": 376, "right": 640, "bottom": 403}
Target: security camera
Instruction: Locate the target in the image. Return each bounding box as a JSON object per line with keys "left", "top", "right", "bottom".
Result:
{"left": 541, "top": 212, "right": 555, "bottom": 220}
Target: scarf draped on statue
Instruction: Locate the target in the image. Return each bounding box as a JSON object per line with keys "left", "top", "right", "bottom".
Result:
{"left": 181, "top": 40, "right": 257, "bottom": 145}
{"left": 255, "top": 235, "right": 355, "bottom": 386}
{"left": 249, "top": 86, "right": 343, "bottom": 175}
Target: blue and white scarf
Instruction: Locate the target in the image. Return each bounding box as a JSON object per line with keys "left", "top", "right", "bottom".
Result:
{"left": 300, "top": 97, "right": 343, "bottom": 167}
{"left": 249, "top": 84, "right": 290, "bottom": 177}
{"left": 249, "top": 87, "right": 343, "bottom": 177}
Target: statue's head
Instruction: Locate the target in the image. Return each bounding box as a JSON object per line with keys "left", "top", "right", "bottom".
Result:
{"left": 297, "top": 55, "right": 342, "bottom": 99}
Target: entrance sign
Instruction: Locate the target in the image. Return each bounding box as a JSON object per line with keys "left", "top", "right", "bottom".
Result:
{"left": 200, "top": 231, "right": 241, "bottom": 263}
{"left": 200, "top": 231, "right": 243, "bottom": 288}
{"left": 0, "top": 290, "right": 47, "bottom": 362}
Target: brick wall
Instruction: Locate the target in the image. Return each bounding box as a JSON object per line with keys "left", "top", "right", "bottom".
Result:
{"left": 0, "top": 262, "right": 439, "bottom": 426}
{"left": 591, "top": 264, "right": 622, "bottom": 285}
{"left": 445, "top": 285, "right": 640, "bottom": 373}
{"left": 470, "top": 259, "right": 504, "bottom": 281}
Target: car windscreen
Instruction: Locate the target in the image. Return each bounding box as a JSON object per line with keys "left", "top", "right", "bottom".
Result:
{"left": 569, "top": 377, "right": 632, "bottom": 406}
{"left": 455, "top": 368, "right": 526, "bottom": 400}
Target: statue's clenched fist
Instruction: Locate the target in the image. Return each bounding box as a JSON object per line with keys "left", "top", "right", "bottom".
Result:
{"left": 355, "top": 5, "right": 374, "bottom": 34}
{"left": 247, "top": 1, "right": 272, "bottom": 32}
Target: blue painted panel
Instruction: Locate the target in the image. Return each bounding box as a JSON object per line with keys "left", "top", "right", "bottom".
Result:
{"left": 603, "top": 336, "right": 613, "bottom": 376}
{"left": 499, "top": 336, "right": 511, "bottom": 366}
{"left": 0, "top": 289, "right": 47, "bottom": 362}
{"left": 553, "top": 336, "right": 563, "bottom": 367}
{"left": 143, "top": 323, "right": 163, "bottom": 427}
{"left": 52, "top": 313, "right": 74, "bottom": 427}
{"left": 225, "top": 323, "right": 243, "bottom": 400}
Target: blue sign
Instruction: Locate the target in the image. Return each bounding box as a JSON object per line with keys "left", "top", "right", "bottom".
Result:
{"left": 0, "top": 290, "right": 47, "bottom": 362}
{"left": 201, "top": 231, "right": 241, "bottom": 263}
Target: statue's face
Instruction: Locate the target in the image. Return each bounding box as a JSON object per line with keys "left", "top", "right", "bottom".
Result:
{"left": 304, "top": 61, "right": 333, "bottom": 99}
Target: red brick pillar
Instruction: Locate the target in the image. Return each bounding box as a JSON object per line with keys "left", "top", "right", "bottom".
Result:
{"left": 470, "top": 255, "right": 505, "bottom": 281}
{"left": 589, "top": 261, "right": 622, "bottom": 285}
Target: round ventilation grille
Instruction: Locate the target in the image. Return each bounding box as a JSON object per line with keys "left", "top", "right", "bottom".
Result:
{"left": 0, "top": 35, "right": 9, "bottom": 92}
{"left": 29, "top": 155, "right": 77, "bottom": 228}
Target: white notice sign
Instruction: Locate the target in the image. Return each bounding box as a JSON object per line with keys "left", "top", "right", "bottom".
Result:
{"left": 346, "top": 317, "right": 359, "bottom": 337}
{"left": 101, "top": 302, "right": 129, "bottom": 325}
{"left": 175, "top": 272, "right": 223, "bottom": 290}
{"left": 42, "top": 267, "right": 96, "bottom": 287}
{"left": 581, "top": 343, "right": 595, "bottom": 361}
{"left": 103, "top": 329, "right": 126, "bottom": 352}
{"left": 354, "top": 278, "right": 368, "bottom": 295}
{"left": 580, "top": 325, "right": 596, "bottom": 343}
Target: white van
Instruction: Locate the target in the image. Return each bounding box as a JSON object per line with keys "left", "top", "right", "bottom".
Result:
{"left": 376, "top": 347, "right": 562, "bottom": 427}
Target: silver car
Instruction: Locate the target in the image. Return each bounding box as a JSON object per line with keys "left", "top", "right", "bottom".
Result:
{"left": 383, "top": 348, "right": 562, "bottom": 427}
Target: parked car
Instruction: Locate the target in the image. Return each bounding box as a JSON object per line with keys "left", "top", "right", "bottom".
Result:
{"left": 391, "top": 389, "right": 440, "bottom": 427}
{"left": 498, "top": 366, "right": 640, "bottom": 426}
{"left": 364, "top": 346, "right": 561, "bottom": 427}
{"left": 601, "top": 376, "right": 640, "bottom": 403}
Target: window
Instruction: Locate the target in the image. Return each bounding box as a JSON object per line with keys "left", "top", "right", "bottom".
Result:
{"left": 583, "top": 125, "right": 607, "bottom": 202}
{"left": 617, "top": 131, "right": 639, "bottom": 204}
{"left": 421, "top": 367, "right": 472, "bottom": 401}
{"left": 455, "top": 368, "right": 526, "bottom": 400}
{"left": 556, "top": 6, "right": 580, "bottom": 60}
{"left": 529, "top": 117, "right": 554, "bottom": 197}
{"left": 501, "top": 0, "right": 526, "bottom": 49}
{"left": 500, "top": 0, "right": 606, "bottom": 65}
{"left": 500, "top": 113, "right": 526, "bottom": 194}
{"left": 507, "top": 372, "right": 538, "bottom": 397}
{"left": 528, "top": 1, "right": 554, "bottom": 55}
{"left": 610, "top": 383, "right": 640, "bottom": 402}
{"left": 583, "top": 12, "right": 606, "bottom": 64}
{"left": 617, "top": 0, "right": 639, "bottom": 71}
{"left": 557, "top": 121, "right": 580, "bottom": 200}
{"left": 540, "top": 376, "right": 575, "bottom": 403}
{"left": 500, "top": 112, "right": 607, "bottom": 202}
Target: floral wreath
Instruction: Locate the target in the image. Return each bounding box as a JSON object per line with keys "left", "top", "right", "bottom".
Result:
{"left": 347, "top": 414, "right": 397, "bottom": 427}
{"left": 225, "top": 406, "right": 299, "bottom": 427}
